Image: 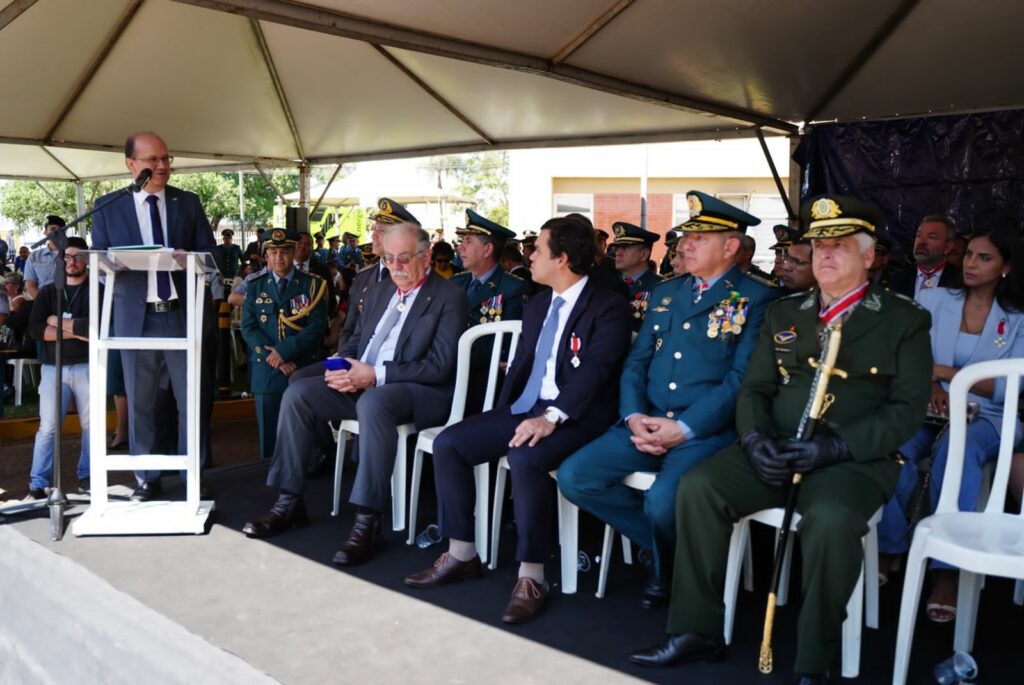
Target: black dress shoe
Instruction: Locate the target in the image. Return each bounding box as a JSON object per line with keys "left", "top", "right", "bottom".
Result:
{"left": 332, "top": 512, "right": 383, "bottom": 565}
{"left": 242, "top": 494, "right": 308, "bottom": 538}
{"left": 26, "top": 487, "right": 47, "bottom": 500}
{"left": 130, "top": 480, "right": 163, "bottom": 502}
{"left": 77, "top": 479, "right": 90, "bottom": 495}
{"left": 629, "top": 633, "right": 726, "bottom": 668}
{"left": 640, "top": 578, "right": 669, "bottom": 609}
{"left": 794, "top": 672, "right": 829, "bottom": 684}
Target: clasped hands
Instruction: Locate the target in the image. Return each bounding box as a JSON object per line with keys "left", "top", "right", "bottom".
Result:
{"left": 742, "top": 429, "right": 850, "bottom": 487}
{"left": 262, "top": 346, "right": 297, "bottom": 377}
{"left": 324, "top": 358, "right": 376, "bottom": 393}
{"left": 627, "top": 414, "right": 686, "bottom": 456}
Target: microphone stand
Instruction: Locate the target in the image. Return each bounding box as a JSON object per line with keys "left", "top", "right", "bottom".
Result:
{"left": 28, "top": 179, "right": 145, "bottom": 541}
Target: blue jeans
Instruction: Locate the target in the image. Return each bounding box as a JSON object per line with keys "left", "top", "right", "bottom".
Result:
{"left": 878, "top": 420, "right": 1001, "bottom": 569}
{"left": 30, "top": 363, "right": 90, "bottom": 489}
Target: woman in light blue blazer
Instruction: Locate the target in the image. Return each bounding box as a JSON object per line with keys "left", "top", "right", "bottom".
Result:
{"left": 879, "top": 226, "right": 1024, "bottom": 622}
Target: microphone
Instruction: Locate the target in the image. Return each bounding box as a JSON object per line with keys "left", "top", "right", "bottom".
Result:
{"left": 131, "top": 168, "right": 153, "bottom": 192}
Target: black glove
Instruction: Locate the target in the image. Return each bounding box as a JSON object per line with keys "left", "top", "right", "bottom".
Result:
{"left": 777, "top": 434, "right": 850, "bottom": 474}
{"left": 741, "top": 430, "right": 790, "bottom": 487}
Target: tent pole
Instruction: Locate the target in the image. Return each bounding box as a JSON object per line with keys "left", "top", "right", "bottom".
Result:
{"left": 755, "top": 128, "right": 795, "bottom": 221}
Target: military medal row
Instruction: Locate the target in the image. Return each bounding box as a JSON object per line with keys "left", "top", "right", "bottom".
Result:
{"left": 707, "top": 292, "right": 749, "bottom": 340}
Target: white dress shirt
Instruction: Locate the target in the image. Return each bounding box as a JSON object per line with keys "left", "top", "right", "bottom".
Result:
{"left": 359, "top": 281, "right": 425, "bottom": 385}
{"left": 132, "top": 189, "right": 179, "bottom": 302}
{"left": 535, "top": 275, "right": 588, "bottom": 419}
{"left": 913, "top": 265, "right": 946, "bottom": 298}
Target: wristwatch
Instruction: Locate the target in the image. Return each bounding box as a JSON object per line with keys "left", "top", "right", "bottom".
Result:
{"left": 543, "top": 408, "right": 563, "bottom": 425}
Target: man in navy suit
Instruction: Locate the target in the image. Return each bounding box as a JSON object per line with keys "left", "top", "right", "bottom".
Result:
{"left": 558, "top": 191, "right": 778, "bottom": 608}
{"left": 889, "top": 215, "right": 961, "bottom": 299}
{"left": 404, "top": 216, "right": 632, "bottom": 624}
{"left": 90, "top": 132, "right": 216, "bottom": 501}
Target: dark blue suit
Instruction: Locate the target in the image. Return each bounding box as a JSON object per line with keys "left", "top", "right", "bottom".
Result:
{"left": 91, "top": 186, "right": 216, "bottom": 480}
{"left": 558, "top": 265, "right": 778, "bottom": 572}
{"left": 432, "top": 278, "right": 632, "bottom": 562}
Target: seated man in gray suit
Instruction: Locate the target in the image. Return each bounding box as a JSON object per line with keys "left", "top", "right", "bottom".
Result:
{"left": 243, "top": 223, "right": 468, "bottom": 567}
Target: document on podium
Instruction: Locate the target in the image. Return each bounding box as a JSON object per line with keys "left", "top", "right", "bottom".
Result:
{"left": 107, "top": 245, "right": 179, "bottom": 272}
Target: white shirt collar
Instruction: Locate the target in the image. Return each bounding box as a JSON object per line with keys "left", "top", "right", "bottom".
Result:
{"left": 133, "top": 188, "right": 166, "bottom": 209}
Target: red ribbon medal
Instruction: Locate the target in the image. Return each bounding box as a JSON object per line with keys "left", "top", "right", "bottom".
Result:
{"left": 570, "top": 333, "right": 581, "bottom": 368}
{"left": 819, "top": 282, "right": 871, "bottom": 325}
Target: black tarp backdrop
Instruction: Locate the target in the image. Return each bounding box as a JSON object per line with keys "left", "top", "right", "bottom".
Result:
{"left": 795, "top": 110, "right": 1024, "bottom": 265}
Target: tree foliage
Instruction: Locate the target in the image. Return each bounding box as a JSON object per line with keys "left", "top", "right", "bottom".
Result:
{"left": 426, "top": 152, "right": 509, "bottom": 226}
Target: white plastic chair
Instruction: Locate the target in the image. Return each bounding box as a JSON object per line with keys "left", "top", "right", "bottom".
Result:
{"left": 6, "top": 358, "right": 40, "bottom": 406}
{"left": 407, "top": 321, "right": 523, "bottom": 563}
{"left": 893, "top": 359, "right": 1024, "bottom": 685}
{"left": 490, "top": 458, "right": 580, "bottom": 594}
{"left": 331, "top": 419, "right": 416, "bottom": 531}
{"left": 596, "top": 471, "right": 657, "bottom": 598}
{"left": 722, "top": 506, "right": 882, "bottom": 679}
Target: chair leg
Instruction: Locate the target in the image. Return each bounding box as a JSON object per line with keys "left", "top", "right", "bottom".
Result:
{"left": 622, "top": 536, "right": 633, "bottom": 565}
{"left": 407, "top": 448, "right": 425, "bottom": 545}
{"left": 1014, "top": 578, "right": 1024, "bottom": 606}
{"left": 777, "top": 528, "right": 796, "bottom": 607}
{"left": 473, "top": 464, "right": 489, "bottom": 564}
{"left": 489, "top": 465, "right": 508, "bottom": 571}
{"left": 596, "top": 524, "right": 614, "bottom": 598}
{"left": 954, "top": 571, "right": 983, "bottom": 654}
{"left": 864, "top": 523, "right": 880, "bottom": 630}
{"left": 391, "top": 432, "right": 407, "bottom": 532}
{"left": 14, "top": 360, "right": 23, "bottom": 406}
{"left": 742, "top": 532, "right": 755, "bottom": 593}
{"left": 558, "top": 491, "right": 578, "bottom": 595}
{"left": 840, "top": 566, "right": 865, "bottom": 678}
{"left": 331, "top": 432, "right": 348, "bottom": 517}
{"left": 723, "top": 520, "right": 749, "bottom": 645}
{"left": 892, "top": 540, "right": 929, "bottom": 685}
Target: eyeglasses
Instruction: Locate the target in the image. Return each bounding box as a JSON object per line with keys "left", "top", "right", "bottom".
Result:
{"left": 782, "top": 254, "right": 811, "bottom": 267}
{"left": 133, "top": 155, "right": 174, "bottom": 165}
{"left": 64, "top": 254, "right": 87, "bottom": 262}
{"left": 382, "top": 249, "right": 425, "bottom": 266}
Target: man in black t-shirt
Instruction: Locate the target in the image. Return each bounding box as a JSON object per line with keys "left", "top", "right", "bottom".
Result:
{"left": 25, "top": 237, "right": 97, "bottom": 499}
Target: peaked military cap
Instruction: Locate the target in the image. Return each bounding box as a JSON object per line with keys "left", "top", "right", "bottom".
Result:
{"left": 769, "top": 224, "right": 804, "bottom": 250}
{"left": 221, "top": 228, "right": 234, "bottom": 238}
{"left": 801, "top": 194, "right": 886, "bottom": 240}
{"left": 676, "top": 190, "right": 760, "bottom": 233}
{"left": 264, "top": 227, "right": 297, "bottom": 249}
{"left": 328, "top": 235, "right": 340, "bottom": 244}
{"left": 456, "top": 208, "right": 516, "bottom": 242}
{"left": 520, "top": 230, "right": 538, "bottom": 246}
{"left": 368, "top": 197, "right": 420, "bottom": 226}
{"left": 610, "top": 221, "right": 660, "bottom": 246}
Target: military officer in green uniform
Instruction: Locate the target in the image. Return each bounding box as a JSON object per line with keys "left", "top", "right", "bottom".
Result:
{"left": 242, "top": 227, "right": 329, "bottom": 459}
{"left": 451, "top": 208, "right": 528, "bottom": 326}
{"left": 611, "top": 221, "right": 663, "bottom": 332}
{"left": 629, "top": 195, "right": 933, "bottom": 685}
{"left": 559, "top": 192, "right": 777, "bottom": 608}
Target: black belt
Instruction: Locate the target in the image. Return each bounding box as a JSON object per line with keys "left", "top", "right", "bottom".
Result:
{"left": 146, "top": 300, "right": 180, "bottom": 313}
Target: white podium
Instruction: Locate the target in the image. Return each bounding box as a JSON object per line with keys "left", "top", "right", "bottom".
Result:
{"left": 74, "top": 249, "right": 217, "bottom": 536}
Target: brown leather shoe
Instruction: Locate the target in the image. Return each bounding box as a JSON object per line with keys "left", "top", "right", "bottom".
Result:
{"left": 331, "top": 512, "right": 383, "bottom": 565}
{"left": 501, "top": 577, "right": 549, "bottom": 624}
{"left": 242, "top": 494, "right": 308, "bottom": 538}
{"left": 405, "top": 552, "right": 483, "bottom": 589}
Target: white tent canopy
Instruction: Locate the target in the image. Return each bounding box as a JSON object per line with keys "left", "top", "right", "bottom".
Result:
{"left": 2, "top": 0, "right": 1022, "bottom": 181}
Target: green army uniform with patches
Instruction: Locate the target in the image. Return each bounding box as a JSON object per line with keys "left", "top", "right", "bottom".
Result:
{"left": 664, "top": 195, "right": 934, "bottom": 676}
{"left": 242, "top": 267, "right": 328, "bottom": 459}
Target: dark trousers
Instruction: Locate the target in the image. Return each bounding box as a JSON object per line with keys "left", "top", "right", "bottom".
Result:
{"left": 123, "top": 310, "right": 187, "bottom": 484}
{"left": 667, "top": 444, "right": 886, "bottom": 674}
{"left": 557, "top": 426, "right": 732, "bottom": 576}
{"left": 433, "top": 403, "right": 611, "bottom": 563}
{"left": 267, "top": 376, "right": 450, "bottom": 512}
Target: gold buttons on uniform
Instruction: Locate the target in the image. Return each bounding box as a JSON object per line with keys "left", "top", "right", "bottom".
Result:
{"left": 666, "top": 411, "right": 675, "bottom": 418}
{"left": 683, "top": 322, "right": 691, "bottom": 330}
{"left": 669, "top": 382, "right": 677, "bottom": 390}
{"left": 653, "top": 324, "right": 660, "bottom": 331}
{"left": 674, "top": 352, "right": 682, "bottom": 359}
{"left": 870, "top": 367, "right": 878, "bottom": 375}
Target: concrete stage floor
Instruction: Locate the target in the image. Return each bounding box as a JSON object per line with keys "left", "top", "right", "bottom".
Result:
{"left": 1, "top": 448, "right": 1020, "bottom": 684}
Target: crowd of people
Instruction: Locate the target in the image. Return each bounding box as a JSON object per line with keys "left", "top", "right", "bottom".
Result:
{"left": 3, "top": 130, "right": 1023, "bottom": 684}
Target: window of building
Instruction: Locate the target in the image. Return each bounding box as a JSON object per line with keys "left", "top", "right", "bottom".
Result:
{"left": 553, "top": 193, "right": 593, "bottom": 220}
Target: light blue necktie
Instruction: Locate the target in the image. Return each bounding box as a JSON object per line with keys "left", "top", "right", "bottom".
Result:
{"left": 364, "top": 294, "right": 404, "bottom": 365}
{"left": 510, "top": 296, "right": 565, "bottom": 414}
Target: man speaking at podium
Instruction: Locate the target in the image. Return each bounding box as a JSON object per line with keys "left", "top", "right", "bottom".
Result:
{"left": 91, "top": 132, "right": 217, "bottom": 502}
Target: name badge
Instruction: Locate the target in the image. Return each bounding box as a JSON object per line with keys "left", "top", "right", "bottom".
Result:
{"left": 62, "top": 312, "right": 73, "bottom": 320}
